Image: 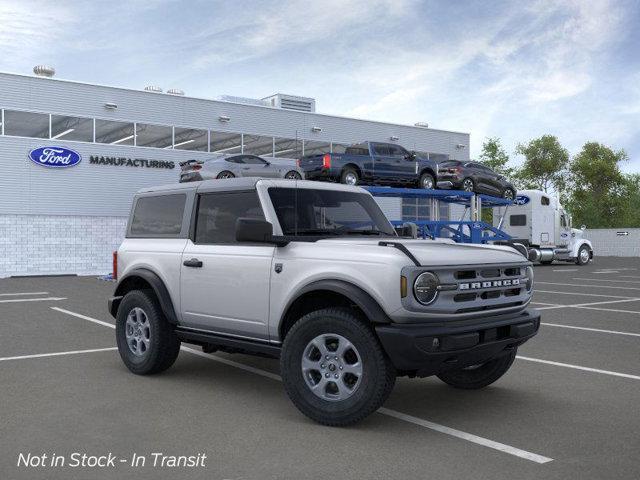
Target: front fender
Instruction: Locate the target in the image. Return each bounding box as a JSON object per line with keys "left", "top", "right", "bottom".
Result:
{"left": 571, "top": 239, "right": 593, "bottom": 258}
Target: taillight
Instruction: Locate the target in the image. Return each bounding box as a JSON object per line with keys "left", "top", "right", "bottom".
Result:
{"left": 112, "top": 251, "right": 118, "bottom": 280}
{"left": 296, "top": 159, "right": 301, "bottom": 167}
{"left": 322, "top": 154, "right": 331, "bottom": 169}
{"left": 192, "top": 164, "right": 202, "bottom": 171}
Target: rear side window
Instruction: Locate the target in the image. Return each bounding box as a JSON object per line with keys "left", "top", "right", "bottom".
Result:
{"left": 372, "top": 144, "right": 390, "bottom": 156}
{"left": 510, "top": 214, "right": 527, "bottom": 226}
{"left": 345, "top": 147, "right": 369, "bottom": 156}
{"left": 130, "top": 194, "right": 186, "bottom": 236}
{"left": 541, "top": 196, "right": 550, "bottom": 205}
{"left": 195, "top": 191, "right": 264, "bottom": 244}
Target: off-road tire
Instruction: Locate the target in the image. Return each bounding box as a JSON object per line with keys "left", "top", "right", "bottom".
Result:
{"left": 280, "top": 308, "right": 396, "bottom": 426}
{"left": 340, "top": 168, "right": 359, "bottom": 186}
{"left": 116, "top": 289, "right": 181, "bottom": 375}
{"left": 436, "top": 349, "right": 517, "bottom": 390}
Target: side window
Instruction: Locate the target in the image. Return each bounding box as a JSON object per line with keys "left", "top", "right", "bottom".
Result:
{"left": 372, "top": 144, "right": 390, "bottom": 156}
{"left": 541, "top": 196, "right": 550, "bottom": 206}
{"left": 226, "top": 156, "right": 244, "bottom": 164}
{"left": 130, "top": 194, "right": 186, "bottom": 237}
{"left": 560, "top": 215, "right": 567, "bottom": 228}
{"left": 195, "top": 191, "right": 264, "bottom": 244}
{"left": 387, "top": 145, "right": 404, "bottom": 157}
{"left": 243, "top": 156, "right": 267, "bottom": 165}
{"left": 510, "top": 214, "right": 527, "bottom": 227}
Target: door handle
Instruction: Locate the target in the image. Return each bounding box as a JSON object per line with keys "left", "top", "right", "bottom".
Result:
{"left": 242, "top": 167, "right": 251, "bottom": 170}
{"left": 183, "top": 258, "right": 203, "bottom": 268}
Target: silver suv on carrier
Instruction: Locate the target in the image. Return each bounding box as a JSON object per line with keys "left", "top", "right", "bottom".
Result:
{"left": 109, "top": 178, "right": 540, "bottom": 426}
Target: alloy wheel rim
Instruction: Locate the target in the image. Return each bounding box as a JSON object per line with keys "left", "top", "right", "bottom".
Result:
{"left": 422, "top": 177, "right": 434, "bottom": 189}
{"left": 301, "top": 333, "right": 363, "bottom": 401}
{"left": 125, "top": 307, "right": 151, "bottom": 356}
{"left": 580, "top": 248, "right": 589, "bottom": 262}
{"left": 345, "top": 173, "right": 357, "bottom": 185}
{"left": 504, "top": 189, "right": 514, "bottom": 199}
{"left": 286, "top": 172, "right": 300, "bottom": 179}
{"left": 463, "top": 180, "right": 473, "bottom": 191}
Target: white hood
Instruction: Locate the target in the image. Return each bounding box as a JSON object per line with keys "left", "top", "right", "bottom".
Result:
{"left": 316, "top": 238, "right": 528, "bottom": 266}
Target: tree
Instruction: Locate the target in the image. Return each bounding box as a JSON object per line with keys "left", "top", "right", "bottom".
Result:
{"left": 515, "top": 135, "right": 569, "bottom": 193}
{"left": 566, "top": 142, "right": 628, "bottom": 228}
{"left": 479, "top": 137, "right": 514, "bottom": 177}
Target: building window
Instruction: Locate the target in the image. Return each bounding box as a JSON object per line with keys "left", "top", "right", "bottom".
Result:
{"left": 95, "top": 119, "right": 135, "bottom": 145}
{"left": 3, "top": 110, "right": 50, "bottom": 139}
{"left": 243, "top": 135, "right": 275, "bottom": 156}
{"left": 173, "top": 127, "right": 208, "bottom": 151}
{"left": 50, "top": 114, "right": 94, "bottom": 142}
{"left": 210, "top": 131, "right": 242, "bottom": 154}
{"left": 135, "top": 123, "right": 173, "bottom": 149}
{"left": 401, "top": 199, "right": 449, "bottom": 222}
{"left": 273, "top": 137, "right": 302, "bottom": 158}
{"left": 303, "top": 140, "right": 331, "bottom": 156}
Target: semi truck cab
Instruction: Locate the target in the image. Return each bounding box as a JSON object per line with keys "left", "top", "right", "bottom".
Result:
{"left": 494, "top": 189, "right": 593, "bottom": 265}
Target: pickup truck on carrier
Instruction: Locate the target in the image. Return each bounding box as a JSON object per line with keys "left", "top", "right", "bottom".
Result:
{"left": 109, "top": 178, "right": 540, "bottom": 426}
{"left": 299, "top": 141, "right": 439, "bottom": 189}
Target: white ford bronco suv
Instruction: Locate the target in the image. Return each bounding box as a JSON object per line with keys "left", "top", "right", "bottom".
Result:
{"left": 109, "top": 178, "right": 540, "bottom": 426}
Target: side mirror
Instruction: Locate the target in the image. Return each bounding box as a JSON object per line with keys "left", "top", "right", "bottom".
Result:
{"left": 581, "top": 224, "right": 586, "bottom": 230}
{"left": 395, "top": 222, "right": 418, "bottom": 238}
{"left": 236, "top": 218, "right": 275, "bottom": 243}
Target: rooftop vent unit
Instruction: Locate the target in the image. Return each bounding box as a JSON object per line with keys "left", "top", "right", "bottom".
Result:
{"left": 262, "top": 93, "right": 316, "bottom": 113}
{"left": 33, "top": 65, "right": 55, "bottom": 78}
{"left": 414, "top": 122, "right": 429, "bottom": 128}
{"left": 144, "top": 85, "right": 163, "bottom": 93}
{"left": 217, "top": 95, "right": 270, "bottom": 107}
{"left": 167, "top": 88, "right": 185, "bottom": 96}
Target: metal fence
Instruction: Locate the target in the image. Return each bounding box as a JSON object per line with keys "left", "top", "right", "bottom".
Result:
{"left": 583, "top": 228, "right": 640, "bottom": 257}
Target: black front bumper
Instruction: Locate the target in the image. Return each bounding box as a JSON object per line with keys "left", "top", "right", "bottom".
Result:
{"left": 375, "top": 309, "right": 540, "bottom": 377}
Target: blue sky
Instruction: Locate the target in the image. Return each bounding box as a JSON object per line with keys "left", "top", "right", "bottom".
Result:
{"left": 1, "top": 0, "right": 639, "bottom": 171}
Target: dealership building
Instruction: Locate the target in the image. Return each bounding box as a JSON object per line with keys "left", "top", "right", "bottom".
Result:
{"left": 0, "top": 68, "right": 470, "bottom": 277}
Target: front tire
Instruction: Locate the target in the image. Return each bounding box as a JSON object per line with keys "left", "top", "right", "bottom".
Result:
{"left": 116, "top": 290, "right": 181, "bottom": 375}
{"left": 436, "top": 349, "right": 516, "bottom": 390}
{"left": 280, "top": 308, "right": 395, "bottom": 426}
{"left": 576, "top": 245, "right": 591, "bottom": 265}
{"left": 216, "top": 171, "right": 235, "bottom": 179}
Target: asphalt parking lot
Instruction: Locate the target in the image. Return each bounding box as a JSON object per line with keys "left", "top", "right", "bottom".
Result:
{"left": 1, "top": 257, "right": 639, "bottom": 480}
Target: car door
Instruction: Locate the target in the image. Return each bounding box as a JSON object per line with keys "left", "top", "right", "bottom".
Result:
{"left": 478, "top": 164, "right": 502, "bottom": 195}
{"left": 370, "top": 143, "right": 393, "bottom": 182}
{"left": 180, "top": 190, "right": 274, "bottom": 340}
{"left": 241, "top": 155, "right": 279, "bottom": 178}
{"left": 387, "top": 144, "right": 417, "bottom": 183}
{"left": 466, "top": 163, "right": 490, "bottom": 194}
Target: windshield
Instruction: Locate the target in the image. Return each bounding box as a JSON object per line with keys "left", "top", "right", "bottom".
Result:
{"left": 268, "top": 187, "right": 396, "bottom": 237}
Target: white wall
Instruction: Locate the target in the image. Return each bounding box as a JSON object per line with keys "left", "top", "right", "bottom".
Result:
{"left": 583, "top": 228, "right": 640, "bottom": 257}
{"left": 0, "top": 214, "right": 126, "bottom": 277}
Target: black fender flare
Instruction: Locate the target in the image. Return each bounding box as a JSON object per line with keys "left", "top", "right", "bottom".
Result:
{"left": 110, "top": 268, "right": 178, "bottom": 324}
{"left": 282, "top": 279, "right": 391, "bottom": 327}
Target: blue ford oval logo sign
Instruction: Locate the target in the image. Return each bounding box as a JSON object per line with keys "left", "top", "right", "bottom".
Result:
{"left": 514, "top": 195, "right": 530, "bottom": 206}
{"left": 28, "top": 146, "right": 82, "bottom": 168}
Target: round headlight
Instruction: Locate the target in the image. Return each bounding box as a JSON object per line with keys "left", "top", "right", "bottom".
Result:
{"left": 414, "top": 272, "right": 440, "bottom": 305}
{"left": 525, "top": 266, "right": 534, "bottom": 292}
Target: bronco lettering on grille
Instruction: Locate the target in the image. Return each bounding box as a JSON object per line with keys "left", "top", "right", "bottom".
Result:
{"left": 459, "top": 278, "right": 520, "bottom": 290}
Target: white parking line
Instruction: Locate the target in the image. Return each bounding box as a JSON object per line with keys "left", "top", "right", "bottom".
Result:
{"left": 517, "top": 356, "right": 640, "bottom": 381}
{"left": 0, "top": 291, "right": 49, "bottom": 296}
{"left": 541, "top": 322, "right": 640, "bottom": 337}
{"left": 574, "top": 305, "right": 640, "bottom": 315}
{"left": 50, "top": 308, "right": 553, "bottom": 464}
{"left": 618, "top": 275, "right": 640, "bottom": 279}
{"left": 0, "top": 347, "right": 116, "bottom": 362}
{"left": 378, "top": 408, "right": 553, "bottom": 464}
{"left": 535, "top": 289, "right": 638, "bottom": 299}
{"left": 536, "top": 281, "right": 640, "bottom": 291}
{"left": 533, "top": 298, "right": 640, "bottom": 312}
{"left": 573, "top": 278, "right": 640, "bottom": 285}
{"left": 0, "top": 297, "right": 67, "bottom": 304}
{"left": 552, "top": 269, "right": 578, "bottom": 272}
{"left": 530, "top": 302, "right": 560, "bottom": 306}
{"left": 51, "top": 307, "right": 116, "bottom": 329}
